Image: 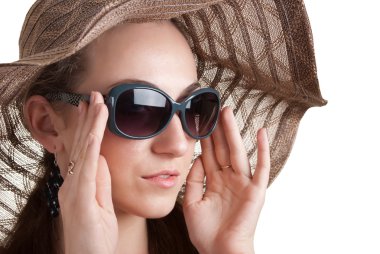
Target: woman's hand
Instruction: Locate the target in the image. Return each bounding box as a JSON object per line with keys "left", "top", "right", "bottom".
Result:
{"left": 58, "top": 92, "right": 118, "bottom": 254}
{"left": 183, "top": 107, "right": 270, "bottom": 254}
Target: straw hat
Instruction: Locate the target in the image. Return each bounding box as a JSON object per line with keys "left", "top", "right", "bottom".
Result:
{"left": 0, "top": 0, "right": 326, "bottom": 241}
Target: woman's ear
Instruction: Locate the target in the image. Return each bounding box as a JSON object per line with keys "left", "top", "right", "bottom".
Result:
{"left": 23, "top": 95, "right": 65, "bottom": 153}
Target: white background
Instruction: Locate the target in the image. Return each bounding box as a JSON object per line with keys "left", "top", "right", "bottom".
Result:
{"left": 1, "top": 1, "right": 379, "bottom": 253}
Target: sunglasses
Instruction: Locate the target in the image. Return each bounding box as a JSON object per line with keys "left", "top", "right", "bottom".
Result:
{"left": 46, "top": 83, "right": 220, "bottom": 140}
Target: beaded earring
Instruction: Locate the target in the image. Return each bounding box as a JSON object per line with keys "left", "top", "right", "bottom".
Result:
{"left": 44, "top": 154, "right": 64, "bottom": 217}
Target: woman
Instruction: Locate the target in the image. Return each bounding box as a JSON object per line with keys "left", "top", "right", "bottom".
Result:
{"left": 0, "top": 0, "right": 326, "bottom": 253}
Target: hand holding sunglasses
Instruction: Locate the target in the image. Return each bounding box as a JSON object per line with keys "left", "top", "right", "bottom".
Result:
{"left": 183, "top": 107, "right": 271, "bottom": 254}
{"left": 56, "top": 91, "right": 118, "bottom": 254}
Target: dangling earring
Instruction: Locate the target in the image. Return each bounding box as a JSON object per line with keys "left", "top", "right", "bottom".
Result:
{"left": 44, "top": 153, "right": 64, "bottom": 218}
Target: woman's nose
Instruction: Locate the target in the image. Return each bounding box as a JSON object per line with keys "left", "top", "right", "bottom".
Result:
{"left": 151, "top": 114, "right": 190, "bottom": 157}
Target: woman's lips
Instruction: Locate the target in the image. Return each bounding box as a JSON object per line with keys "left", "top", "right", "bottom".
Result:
{"left": 142, "top": 170, "right": 179, "bottom": 188}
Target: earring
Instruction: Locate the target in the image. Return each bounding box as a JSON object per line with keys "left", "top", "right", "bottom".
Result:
{"left": 44, "top": 153, "right": 64, "bottom": 218}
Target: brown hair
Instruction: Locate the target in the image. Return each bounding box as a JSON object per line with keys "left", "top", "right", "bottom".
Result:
{"left": 1, "top": 43, "right": 198, "bottom": 254}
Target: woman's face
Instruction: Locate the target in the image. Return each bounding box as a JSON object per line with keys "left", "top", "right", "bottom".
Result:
{"left": 62, "top": 21, "right": 198, "bottom": 218}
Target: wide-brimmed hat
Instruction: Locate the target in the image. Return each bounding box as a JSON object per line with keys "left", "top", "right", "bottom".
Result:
{"left": 0, "top": 0, "right": 326, "bottom": 241}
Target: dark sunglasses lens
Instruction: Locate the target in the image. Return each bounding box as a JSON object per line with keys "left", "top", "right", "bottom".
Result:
{"left": 115, "top": 89, "right": 171, "bottom": 137}
{"left": 185, "top": 92, "right": 219, "bottom": 138}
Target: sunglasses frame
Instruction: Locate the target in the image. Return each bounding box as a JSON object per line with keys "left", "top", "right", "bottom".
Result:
{"left": 46, "top": 83, "right": 221, "bottom": 140}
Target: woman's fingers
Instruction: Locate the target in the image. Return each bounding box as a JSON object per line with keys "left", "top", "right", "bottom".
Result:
{"left": 62, "top": 91, "right": 109, "bottom": 197}
{"left": 57, "top": 92, "right": 118, "bottom": 254}
{"left": 200, "top": 136, "right": 219, "bottom": 177}
{"left": 252, "top": 128, "right": 270, "bottom": 188}
{"left": 215, "top": 107, "right": 251, "bottom": 177}
{"left": 183, "top": 157, "right": 205, "bottom": 206}
{"left": 72, "top": 92, "right": 103, "bottom": 174}
{"left": 79, "top": 92, "right": 108, "bottom": 183}
{"left": 60, "top": 98, "right": 89, "bottom": 193}
{"left": 212, "top": 114, "right": 231, "bottom": 169}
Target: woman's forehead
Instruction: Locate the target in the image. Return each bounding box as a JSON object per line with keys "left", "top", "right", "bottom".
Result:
{"left": 77, "top": 21, "right": 198, "bottom": 99}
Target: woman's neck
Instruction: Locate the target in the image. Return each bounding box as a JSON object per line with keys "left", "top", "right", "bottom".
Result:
{"left": 115, "top": 210, "right": 148, "bottom": 254}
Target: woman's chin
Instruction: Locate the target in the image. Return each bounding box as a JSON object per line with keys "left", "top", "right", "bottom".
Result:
{"left": 115, "top": 196, "right": 178, "bottom": 219}
{"left": 143, "top": 199, "right": 178, "bottom": 219}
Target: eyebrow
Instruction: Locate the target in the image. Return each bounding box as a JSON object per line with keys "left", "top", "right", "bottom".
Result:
{"left": 108, "top": 78, "right": 201, "bottom": 100}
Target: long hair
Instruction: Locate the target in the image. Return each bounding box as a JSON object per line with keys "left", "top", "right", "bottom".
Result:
{"left": 1, "top": 41, "right": 198, "bottom": 254}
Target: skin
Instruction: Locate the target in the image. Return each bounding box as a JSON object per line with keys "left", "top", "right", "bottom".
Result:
{"left": 23, "top": 21, "right": 270, "bottom": 254}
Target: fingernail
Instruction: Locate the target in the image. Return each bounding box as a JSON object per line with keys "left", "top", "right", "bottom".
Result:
{"left": 90, "top": 91, "right": 95, "bottom": 104}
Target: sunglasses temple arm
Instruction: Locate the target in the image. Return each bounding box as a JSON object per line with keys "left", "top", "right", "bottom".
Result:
{"left": 45, "top": 92, "right": 107, "bottom": 107}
